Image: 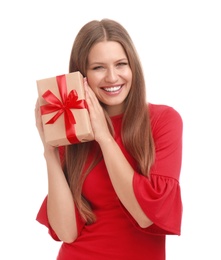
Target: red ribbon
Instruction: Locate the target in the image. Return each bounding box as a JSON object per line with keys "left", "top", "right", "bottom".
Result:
{"left": 40, "top": 74, "right": 88, "bottom": 144}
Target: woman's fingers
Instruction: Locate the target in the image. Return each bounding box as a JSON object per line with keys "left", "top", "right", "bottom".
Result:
{"left": 83, "top": 78, "right": 112, "bottom": 143}
{"left": 35, "top": 99, "right": 41, "bottom": 127}
{"left": 84, "top": 78, "right": 100, "bottom": 110}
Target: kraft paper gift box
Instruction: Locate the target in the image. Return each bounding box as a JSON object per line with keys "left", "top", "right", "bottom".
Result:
{"left": 36, "top": 72, "right": 94, "bottom": 147}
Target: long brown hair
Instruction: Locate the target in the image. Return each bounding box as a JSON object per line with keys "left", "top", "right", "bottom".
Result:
{"left": 64, "top": 18, "right": 155, "bottom": 224}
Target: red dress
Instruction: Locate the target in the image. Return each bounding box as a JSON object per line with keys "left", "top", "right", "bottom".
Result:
{"left": 36, "top": 103, "right": 183, "bottom": 260}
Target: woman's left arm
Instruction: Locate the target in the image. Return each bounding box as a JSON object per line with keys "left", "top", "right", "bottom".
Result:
{"left": 84, "top": 79, "right": 153, "bottom": 228}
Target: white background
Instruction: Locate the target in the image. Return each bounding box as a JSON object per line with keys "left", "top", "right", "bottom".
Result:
{"left": 1, "top": 0, "right": 220, "bottom": 259}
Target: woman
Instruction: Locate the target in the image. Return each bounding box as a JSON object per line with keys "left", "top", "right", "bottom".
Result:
{"left": 35, "top": 18, "right": 183, "bottom": 260}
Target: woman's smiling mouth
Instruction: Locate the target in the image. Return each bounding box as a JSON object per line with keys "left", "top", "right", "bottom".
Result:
{"left": 103, "top": 85, "right": 122, "bottom": 93}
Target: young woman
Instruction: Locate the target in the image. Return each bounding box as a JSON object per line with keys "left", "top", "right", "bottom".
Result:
{"left": 35, "top": 18, "right": 183, "bottom": 260}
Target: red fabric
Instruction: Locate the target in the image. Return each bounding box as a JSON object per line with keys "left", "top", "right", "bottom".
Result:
{"left": 36, "top": 103, "right": 183, "bottom": 260}
{"left": 132, "top": 103, "right": 183, "bottom": 235}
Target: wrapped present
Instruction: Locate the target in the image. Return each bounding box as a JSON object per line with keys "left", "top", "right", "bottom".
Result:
{"left": 36, "top": 72, "right": 94, "bottom": 147}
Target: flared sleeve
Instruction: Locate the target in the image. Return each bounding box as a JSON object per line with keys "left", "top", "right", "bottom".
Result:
{"left": 131, "top": 104, "right": 183, "bottom": 235}
{"left": 36, "top": 196, "right": 85, "bottom": 241}
{"left": 36, "top": 196, "right": 60, "bottom": 241}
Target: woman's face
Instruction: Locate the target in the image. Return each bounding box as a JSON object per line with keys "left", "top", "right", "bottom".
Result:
{"left": 86, "top": 41, "right": 132, "bottom": 116}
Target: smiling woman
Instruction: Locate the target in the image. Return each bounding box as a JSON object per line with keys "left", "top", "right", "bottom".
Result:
{"left": 35, "top": 18, "right": 183, "bottom": 260}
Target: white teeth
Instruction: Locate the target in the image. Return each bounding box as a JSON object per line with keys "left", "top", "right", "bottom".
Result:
{"left": 104, "top": 86, "right": 121, "bottom": 92}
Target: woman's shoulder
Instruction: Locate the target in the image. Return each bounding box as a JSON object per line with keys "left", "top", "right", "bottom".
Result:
{"left": 148, "top": 102, "right": 182, "bottom": 118}
{"left": 148, "top": 102, "right": 183, "bottom": 129}
{"left": 148, "top": 102, "right": 179, "bottom": 113}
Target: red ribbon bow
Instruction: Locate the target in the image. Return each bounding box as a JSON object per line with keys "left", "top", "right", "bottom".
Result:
{"left": 40, "top": 74, "right": 88, "bottom": 144}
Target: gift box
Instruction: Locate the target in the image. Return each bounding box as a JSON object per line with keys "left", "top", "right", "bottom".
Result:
{"left": 36, "top": 71, "right": 94, "bottom": 147}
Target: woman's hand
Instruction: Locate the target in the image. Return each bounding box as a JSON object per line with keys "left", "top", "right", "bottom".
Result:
{"left": 84, "top": 78, "right": 113, "bottom": 144}
{"left": 35, "top": 99, "right": 57, "bottom": 153}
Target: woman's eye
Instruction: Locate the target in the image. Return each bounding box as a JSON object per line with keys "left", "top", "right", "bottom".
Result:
{"left": 93, "top": 66, "right": 103, "bottom": 70}
{"left": 117, "top": 62, "right": 128, "bottom": 67}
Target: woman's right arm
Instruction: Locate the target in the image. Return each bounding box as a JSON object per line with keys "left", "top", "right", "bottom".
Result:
{"left": 35, "top": 99, "right": 78, "bottom": 243}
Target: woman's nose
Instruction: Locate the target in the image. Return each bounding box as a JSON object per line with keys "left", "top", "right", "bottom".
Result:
{"left": 105, "top": 68, "right": 118, "bottom": 82}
